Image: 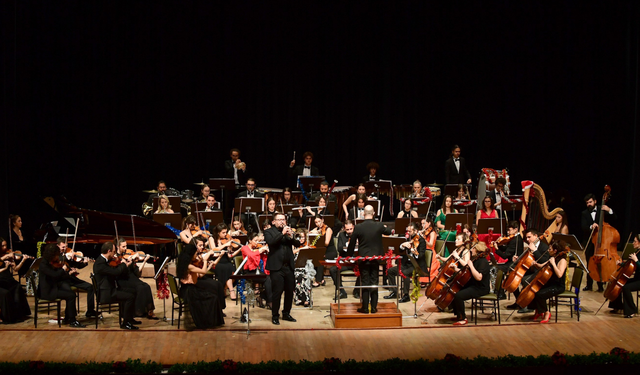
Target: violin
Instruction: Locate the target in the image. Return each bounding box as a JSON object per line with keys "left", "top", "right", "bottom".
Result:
{"left": 123, "top": 249, "right": 155, "bottom": 262}
{"left": 494, "top": 234, "right": 515, "bottom": 246}
{"left": 191, "top": 254, "right": 205, "bottom": 269}
{"left": 51, "top": 255, "right": 79, "bottom": 276}
{"left": 220, "top": 235, "right": 242, "bottom": 249}
{"left": 587, "top": 185, "right": 621, "bottom": 282}
{"left": 64, "top": 248, "right": 93, "bottom": 263}
{"left": 108, "top": 254, "right": 124, "bottom": 267}
{"left": 515, "top": 246, "right": 569, "bottom": 308}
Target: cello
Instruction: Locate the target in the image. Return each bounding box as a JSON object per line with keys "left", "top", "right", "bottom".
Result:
{"left": 433, "top": 244, "right": 483, "bottom": 310}
{"left": 587, "top": 186, "right": 620, "bottom": 282}
{"left": 515, "top": 242, "right": 569, "bottom": 308}
{"left": 603, "top": 233, "right": 638, "bottom": 301}
{"left": 425, "top": 240, "right": 469, "bottom": 300}
{"left": 501, "top": 245, "right": 537, "bottom": 293}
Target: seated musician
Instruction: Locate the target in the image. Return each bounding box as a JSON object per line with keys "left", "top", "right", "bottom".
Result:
{"left": 492, "top": 221, "right": 524, "bottom": 274}
{"left": 420, "top": 217, "right": 440, "bottom": 279}
{"left": 455, "top": 184, "right": 469, "bottom": 201}
{"left": 608, "top": 234, "right": 640, "bottom": 318}
{"left": 211, "top": 223, "right": 242, "bottom": 301}
{"left": 309, "top": 215, "right": 335, "bottom": 288}
{"left": 449, "top": 241, "right": 490, "bottom": 325}
{"left": 265, "top": 197, "right": 278, "bottom": 217}
{"left": 527, "top": 240, "right": 568, "bottom": 323}
{"left": 553, "top": 210, "right": 570, "bottom": 235}
{"left": 204, "top": 194, "right": 219, "bottom": 211}
{"left": 409, "top": 180, "right": 424, "bottom": 198}
{"left": 282, "top": 187, "right": 298, "bottom": 205}
{"left": 39, "top": 244, "right": 85, "bottom": 327}
{"left": 180, "top": 216, "right": 215, "bottom": 249}
{"left": 237, "top": 178, "right": 264, "bottom": 231}
{"left": 229, "top": 216, "right": 247, "bottom": 237}
{"left": 331, "top": 220, "right": 355, "bottom": 299}
{"left": 385, "top": 222, "right": 427, "bottom": 303}
{"left": 197, "top": 184, "right": 212, "bottom": 203}
{"left": 506, "top": 229, "right": 550, "bottom": 312}
{"left": 435, "top": 195, "right": 458, "bottom": 243}
{"left": 304, "top": 196, "right": 330, "bottom": 221}
{"left": 176, "top": 241, "right": 225, "bottom": 329}
{"left": 146, "top": 180, "right": 168, "bottom": 206}
{"left": 93, "top": 242, "right": 138, "bottom": 330}
{"left": 488, "top": 177, "right": 507, "bottom": 210}
{"left": 363, "top": 162, "right": 380, "bottom": 182}
{"left": 476, "top": 196, "right": 497, "bottom": 226}
{"left": 114, "top": 238, "right": 157, "bottom": 320}
{"left": 311, "top": 181, "right": 337, "bottom": 204}
{"left": 397, "top": 198, "right": 418, "bottom": 219}
{"left": 56, "top": 238, "right": 97, "bottom": 318}
{"left": 349, "top": 194, "right": 368, "bottom": 220}
{"left": 224, "top": 148, "right": 247, "bottom": 186}
{"left": 0, "top": 237, "right": 31, "bottom": 323}
{"left": 342, "top": 184, "right": 375, "bottom": 218}
{"left": 155, "top": 195, "right": 174, "bottom": 214}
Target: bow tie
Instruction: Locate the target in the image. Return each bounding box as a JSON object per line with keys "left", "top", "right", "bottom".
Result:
{"left": 304, "top": 166, "right": 311, "bottom": 169}
{"left": 593, "top": 209, "right": 597, "bottom": 213}
{"left": 454, "top": 158, "right": 460, "bottom": 162}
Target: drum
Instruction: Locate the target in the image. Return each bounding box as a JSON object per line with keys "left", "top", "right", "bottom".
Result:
{"left": 181, "top": 189, "right": 195, "bottom": 203}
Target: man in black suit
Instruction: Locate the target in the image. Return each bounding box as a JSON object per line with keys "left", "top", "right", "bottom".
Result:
{"left": 494, "top": 221, "right": 524, "bottom": 273}
{"left": 581, "top": 193, "right": 617, "bottom": 292}
{"left": 488, "top": 177, "right": 507, "bottom": 211}
{"left": 146, "top": 180, "right": 168, "bottom": 206}
{"left": 93, "top": 242, "right": 139, "bottom": 330}
{"left": 444, "top": 145, "right": 472, "bottom": 185}
{"left": 509, "top": 229, "right": 550, "bottom": 313}
{"left": 363, "top": 162, "right": 380, "bottom": 182}
{"left": 237, "top": 178, "right": 265, "bottom": 232}
{"left": 56, "top": 238, "right": 96, "bottom": 317}
{"left": 39, "top": 244, "right": 86, "bottom": 327}
{"left": 289, "top": 151, "right": 320, "bottom": 188}
{"left": 385, "top": 222, "right": 427, "bottom": 303}
{"left": 264, "top": 213, "right": 301, "bottom": 325}
{"left": 310, "top": 181, "right": 337, "bottom": 203}
{"left": 331, "top": 220, "right": 355, "bottom": 299}
{"left": 224, "top": 148, "right": 247, "bottom": 187}
{"left": 346, "top": 205, "right": 393, "bottom": 314}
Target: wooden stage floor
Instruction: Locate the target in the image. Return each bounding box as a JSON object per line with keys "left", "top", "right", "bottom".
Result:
{"left": 1, "top": 264, "right": 639, "bottom": 364}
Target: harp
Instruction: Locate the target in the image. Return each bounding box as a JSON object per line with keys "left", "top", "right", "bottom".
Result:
{"left": 519, "top": 181, "right": 563, "bottom": 241}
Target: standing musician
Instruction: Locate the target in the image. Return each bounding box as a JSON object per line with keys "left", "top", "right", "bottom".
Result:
{"left": 332, "top": 220, "right": 355, "bottom": 299}
{"left": 154, "top": 195, "right": 174, "bottom": 214}
{"left": 363, "top": 162, "right": 380, "bottom": 182}
{"left": 309, "top": 215, "right": 335, "bottom": 288}
{"left": 289, "top": 151, "right": 320, "bottom": 183}
{"left": 385, "top": 222, "right": 427, "bottom": 303}
{"left": 527, "top": 240, "right": 568, "bottom": 323}
{"left": 449, "top": 241, "right": 490, "bottom": 325}
{"left": 346, "top": 205, "right": 393, "bottom": 314}
{"left": 114, "top": 238, "right": 158, "bottom": 320}
{"left": 506, "top": 229, "right": 550, "bottom": 313}
{"left": 608, "top": 234, "right": 640, "bottom": 318}
{"left": 311, "top": 181, "right": 337, "bottom": 203}
{"left": 488, "top": 177, "right": 507, "bottom": 210}
{"left": 204, "top": 194, "right": 219, "bottom": 211}
{"left": 224, "top": 148, "right": 247, "bottom": 187}
{"left": 9, "top": 214, "right": 35, "bottom": 275}
{"left": 397, "top": 199, "right": 418, "bottom": 219}
{"left": 264, "top": 212, "right": 301, "bottom": 325}
{"left": 211, "top": 223, "right": 242, "bottom": 301}
{"left": 56, "top": 237, "right": 97, "bottom": 317}
{"left": 444, "top": 144, "right": 472, "bottom": 185}
{"left": 93, "top": 242, "right": 138, "bottom": 330}
{"left": 581, "top": 193, "right": 617, "bottom": 292}
{"left": 39, "top": 244, "right": 85, "bottom": 327}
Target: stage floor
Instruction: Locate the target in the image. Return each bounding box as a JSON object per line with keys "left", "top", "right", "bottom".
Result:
{"left": 1, "top": 264, "right": 638, "bottom": 364}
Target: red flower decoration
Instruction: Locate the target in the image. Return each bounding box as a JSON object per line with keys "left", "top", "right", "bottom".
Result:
{"left": 551, "top": 351, "right": 567, "bottom": 366}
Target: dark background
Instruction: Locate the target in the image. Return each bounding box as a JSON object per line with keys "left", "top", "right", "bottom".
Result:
{"left": 2, "top": 1, "right": 639, "bottom": 245}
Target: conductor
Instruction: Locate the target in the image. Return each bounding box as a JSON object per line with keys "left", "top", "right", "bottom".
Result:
{"left": 264, "top": 212, "right": 301, "bottom": 325}
{"left": 346, "top": 205, "right": 392, "bottom": 314}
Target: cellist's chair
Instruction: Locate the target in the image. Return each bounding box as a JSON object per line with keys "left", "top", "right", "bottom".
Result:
{"left": 551, "top": 268, "right": 584, "bottom": 322}
{"left": 471, "top": 270, "right": 504, "bottom": 325}
{"left": 29, "top": 270, "right": 62, "bottom": 328}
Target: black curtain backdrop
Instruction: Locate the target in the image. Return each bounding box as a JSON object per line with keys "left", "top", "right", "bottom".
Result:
{"left": 2, "top": 2, "right": 639, "bottom": 245}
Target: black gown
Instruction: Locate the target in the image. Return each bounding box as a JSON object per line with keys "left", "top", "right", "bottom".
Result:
{"left": 0, "top": 266, "right": 31, "bottom": 322}
{"left": 116, "top": 261, "right": 156, "bottom": 317}
{"left": 180, "top": 272, "right": 224, "bottom": 329}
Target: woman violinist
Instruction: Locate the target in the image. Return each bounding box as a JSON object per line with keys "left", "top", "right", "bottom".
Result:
{"left": 397, "top": 198, "right": 418, "bottom": 219}
{"left": 180, "top": 215, "right": 215, "bottom": 249}
{"left": 211, "top": 223, "right": 242, "bottom": 300}
{"left": 0, "top": 237, "right": 31, "bottom": 323}
{"left": 420, "top": 217, "right": 440, "bottom": 279}
{"left": 527, "top": 240, "right": 569, "bottom": 323}
{"left": 229, "top": 216, "right": 247, "bottom": 237}
{"left": 114, "top": 238, "right": 158, "bottom": 319}
{"left": 435, "top": 195, "right": 458, "bottom": 244}
{"left": 608, "top": 234, "right": 640, "bottom": 318}
{"left": 449, "top": 241, "right": 491, "bottom": 325}
{"left": 176, "top": 239, "right": 225, "bottom": 329}
{"left": 310, "top": 215, "right": 334, "bottom": 287}
{"left": 154, "top": 195, "right": 174, "bottom": 214}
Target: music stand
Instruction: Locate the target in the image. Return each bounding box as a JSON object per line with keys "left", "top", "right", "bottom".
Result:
{"left": 297, "top": 176, "right": 324, "bottom": 196}
{"left": 622, "top": 242, "right": 636, "bottom": 261}
{"left": 258, "top": 214, "right": 273, "bottom": 227}
{"left": 476, "top": 218, "right": 508, "bottom": 235}
{"left": 190, "top": 202, "right": 221, "bottom": 214}
{"left": 382, "top": 236, "right": 406, "bottom": 256}
{"left": 234, "top": 198, "right": 265, "bottom": 213}
{"left": 444, "top": 213, "right": 471, "bottom": 232}
{"left": 153, "top": 256, "right": 171, "bottom": 323}
{"left": 364, "top": 180, "right": 392, "bottom": 196}
{"left": 281, "top": 204, "right": 302, "bottom": 216}
{"left": 410, "top": 198, "right": 432, "bottom": 216}
{"left": 444, "top": 184, "right": 462, "bottom": 198}
{"left": 152, "top": 196, "right": 182, "bottom": 213}
{"left": 153, "top": 213, "right": 183, "bottom": 230}
{"left": 209, "top": 178, "right": 237, "bottom": 217}
{"left": 394, "top": 217, "right": 417, "bottom": 236}
{"left": 452, "top": 200, "right": 477, "bottom": 215}
{"left": 196, "top": 211, "right": 223, "bottom": 229}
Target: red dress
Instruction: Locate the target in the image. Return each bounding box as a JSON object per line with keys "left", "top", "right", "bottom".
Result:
{"left": 478, "top": 210, "right": 504, "bottom": 263}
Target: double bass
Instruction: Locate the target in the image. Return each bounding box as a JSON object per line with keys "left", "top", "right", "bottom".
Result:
{"left": 587, "top": 186, "right": 620, "bottom": 282}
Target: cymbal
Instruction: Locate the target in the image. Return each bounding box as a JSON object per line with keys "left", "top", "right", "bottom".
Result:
{"left": 428, "top": 183, "right": 444, "bottom": 187}
{"left": 142, "top": 189, "right": 158, "bottom": 194}
{"left": 194, "top": 182, "right": 206, "bottom": 186}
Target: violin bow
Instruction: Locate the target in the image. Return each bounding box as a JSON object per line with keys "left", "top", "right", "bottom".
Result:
{"left": 437, "top": 228, "right": 452, "bottom": 257}
{"left": 113, "top": 221, "right": 119, "bottom": 242}
{"left": 131, "top": 215, "right": 137, "bottom": 249}
{"left": 71, "top": 218, "right": 80, "bottom": 252}
{"left": 8, "top": 218, "right": 13, "bottom": 252}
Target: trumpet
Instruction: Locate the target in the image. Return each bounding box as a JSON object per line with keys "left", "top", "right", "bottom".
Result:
{"left": 235, "top": 160, "right": 246, "bottom": 171}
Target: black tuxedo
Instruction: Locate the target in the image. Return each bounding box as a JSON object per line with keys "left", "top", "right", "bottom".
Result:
{"left": 310, "top": 192, "right": 337, "bottom": 203}
{"left": 289, "top": 165, "right": 320, "bottom": 188}
{"left": 347, "top": 219, "right": 392, "bottom": 309}
{"left": 264, "top": 226, "right": 301, "bottom": 318}
{"left": 495, "top": 234, "right": 524, "bottom": 272}
{"left": 513, "top": 240, "right": 549, "bottom": 300}
{"left": 39, "top": 259, "right": 78, "bottom": 320}
{"left": 444, "top": 156, "right": 471, "bottom": 185}
{"left": 488, "top": 189, "right": 506, "bottom": 209}
{"left": 93, "top": 256, "right": 136, "bottom": 322}
{"left": 224, "top": 160, "right": 247, "bottom": 186}
{"left": 363, "top": 175, "right": 380, "bottom": 182}
{"left": 581, "top": 206, "right": 617, "bottom": 289}
{"left": 237, "top": 190, "right": 264, "bottom": 199}
{"left": 348, "top": 207, "right": 366, "bottom": 221}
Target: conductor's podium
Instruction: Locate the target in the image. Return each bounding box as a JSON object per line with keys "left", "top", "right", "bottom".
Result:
{"left": 330, "top": 302, "right": 402, "bottom": 328}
